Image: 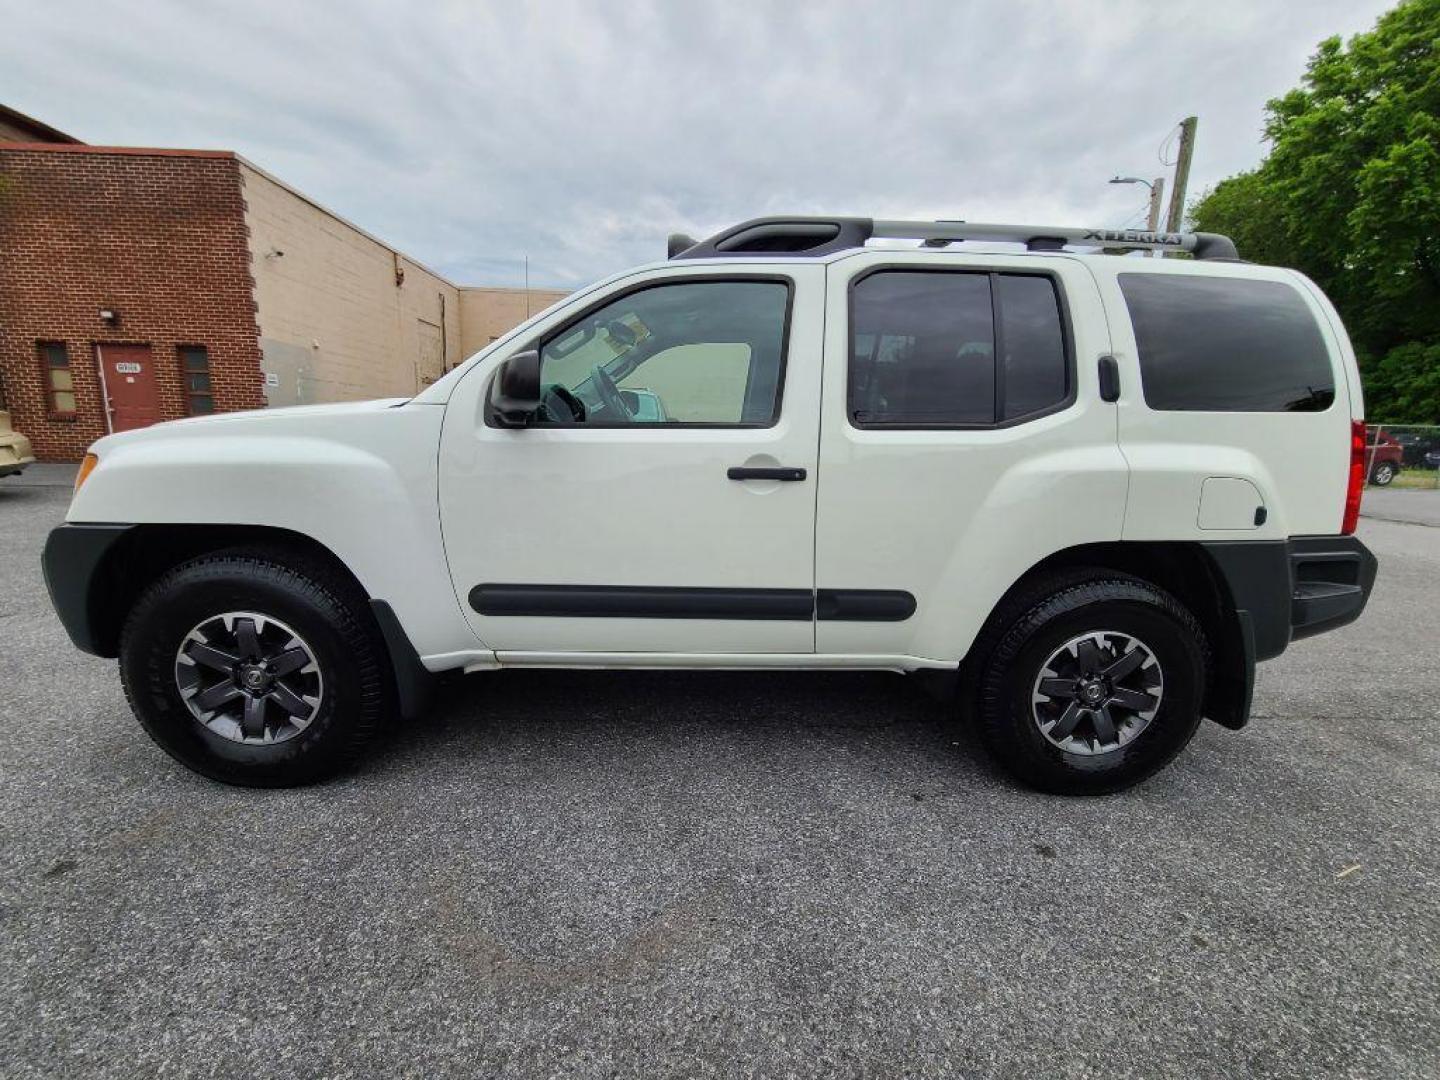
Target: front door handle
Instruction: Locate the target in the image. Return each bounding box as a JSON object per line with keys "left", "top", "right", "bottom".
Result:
{"left": 727, "top": 466, "right": 807, "bottom": 482}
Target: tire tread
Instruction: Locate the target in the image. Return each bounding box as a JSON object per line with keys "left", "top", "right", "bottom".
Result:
{"left": 119, "top": 548, "right": 393, "bottom": 786}
{"left": 973, "top": 568, "right": 1208, "bottom": 794}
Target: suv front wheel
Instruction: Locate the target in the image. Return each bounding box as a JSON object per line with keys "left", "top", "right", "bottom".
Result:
{"left": 975, "top": 571, "right": 1207, "bottom": 795}
{"left": 119, "top": 550, "right": 394, "bottom": 787}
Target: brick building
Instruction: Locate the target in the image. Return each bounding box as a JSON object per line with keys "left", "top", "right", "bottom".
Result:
{"left": 0, "top": 146, "right": 266, "bottom": 460}
{"left": 0, "top": 111, "right": 568, "bottom": 462}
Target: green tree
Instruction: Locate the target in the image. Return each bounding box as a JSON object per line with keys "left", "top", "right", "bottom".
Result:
{"left": 1190, "top": 0, "right": 1440, "bottom": 422}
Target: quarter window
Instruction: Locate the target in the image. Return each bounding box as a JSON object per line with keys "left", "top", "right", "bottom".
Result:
{"left": 849, "top": 270, "right": 1070, "bottom": 427}
{"left": 1118, "top": 273, "right": 1334, "bottom": 412}
{"left": 39, "top": 342, "right": 75, "bottom": 416}
{"left": 179, "top": 346, "right": 214, "bottom": 415}
{"left": 996, "top": 275, "right": 1068, "bottom": 420}
{"left": 530, "top": 280, "right": 790, "bottom": 426}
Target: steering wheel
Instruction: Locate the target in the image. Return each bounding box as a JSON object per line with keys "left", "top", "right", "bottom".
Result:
{"left": 590, "top": 364, "right": 631, "bottom": 421}
{"left": 539, "top": 384, "right": 586, "bottom": 424}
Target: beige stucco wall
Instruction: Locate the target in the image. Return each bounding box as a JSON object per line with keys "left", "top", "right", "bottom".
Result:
{"left": 241, "top": 161, "right": 463, "bottom": 407}
{"left": 457, "top": 286, "right": 571, "bottom": 360}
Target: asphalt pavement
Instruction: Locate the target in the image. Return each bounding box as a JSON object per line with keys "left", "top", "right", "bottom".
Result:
{"left": 2, "top": 472, "right": 1437, "bottom": 1079}
{"left": 1361, "top": 486, "right": 1440, "bottom": 527}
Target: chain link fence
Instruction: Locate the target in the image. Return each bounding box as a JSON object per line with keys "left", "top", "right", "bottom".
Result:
{"left": 1365, "top": 423, "right": 1440, "bottom": 490}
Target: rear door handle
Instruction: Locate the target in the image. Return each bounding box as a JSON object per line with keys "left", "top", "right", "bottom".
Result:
{"left": 727, "top": 466, "right": 807, "bottom": 481}
{"left": 1098, "top": 354, "right": 1121, "bottom": 402}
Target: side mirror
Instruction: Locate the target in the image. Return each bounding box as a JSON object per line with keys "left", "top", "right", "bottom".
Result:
{"left": 492, "top": 349, "right": 542, "bottom": 426}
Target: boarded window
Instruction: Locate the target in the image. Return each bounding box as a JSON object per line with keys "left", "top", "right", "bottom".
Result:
{"left": 179, "top": 346, "right": 214, "bottom": 415}
{"left": 40, "top": 342, "right": 76, "bottom": 415}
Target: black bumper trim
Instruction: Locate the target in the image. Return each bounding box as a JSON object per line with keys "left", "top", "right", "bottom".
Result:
{"left": 1287, "top": 535, "right": 1379, "bottom": 641}
{"left": 41, "top": 523, "right": 135, "bottom": 657}
{"left": 1200, "top": 540, "right": 1291, "bottom": 661}
{"left": 1200, "top": 535, "right": 1378, "bottom": 660}
{"left": 1199, "top": 535, "right": 1375, "bottom": 731}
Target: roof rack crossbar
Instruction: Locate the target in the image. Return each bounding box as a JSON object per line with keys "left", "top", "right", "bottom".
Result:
{"left": 671, "top": 216, "right": 1239, "bottom": 261}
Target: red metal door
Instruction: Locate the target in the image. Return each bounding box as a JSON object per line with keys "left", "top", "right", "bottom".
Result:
{"left": 99, "top": 344, "right": 161, "bottom": 432}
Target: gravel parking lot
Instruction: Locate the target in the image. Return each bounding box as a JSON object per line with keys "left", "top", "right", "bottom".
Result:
{"left": 2, "top": 469, "right": 1437, "bottom": 1079}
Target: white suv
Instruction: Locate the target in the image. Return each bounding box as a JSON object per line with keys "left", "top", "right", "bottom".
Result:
{"left": 43, "top": 217, "right": 1378, "bottom": 794}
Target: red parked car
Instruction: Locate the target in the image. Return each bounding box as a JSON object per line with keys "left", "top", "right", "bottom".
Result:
{"left": 1366, "top": 429, "right": 1403, "bottom": 486}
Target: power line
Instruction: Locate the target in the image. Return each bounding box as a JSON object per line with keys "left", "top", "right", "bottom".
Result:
{"left": 1117, "top": 202, "right": 1152, "bottom": 230}
{"left": 1158, "top": 122, "right": 1183, "bottom": 167}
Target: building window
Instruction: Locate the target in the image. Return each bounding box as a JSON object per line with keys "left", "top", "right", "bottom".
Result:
{"left": 39, "top": 342, "right": 76, "bottom": 416}
{"left": 179, "top": 346, "right": 214, "bottom": 414}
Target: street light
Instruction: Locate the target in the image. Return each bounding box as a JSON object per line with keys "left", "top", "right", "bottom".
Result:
{"left": 1109, "top": 175, "right": 1167, "bottom": 232}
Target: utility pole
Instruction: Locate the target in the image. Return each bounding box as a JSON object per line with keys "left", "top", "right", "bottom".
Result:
{"left": 1164, "top": 116, "right": 1198, "bottom": 233}
{"left": 1146, "top": 176, "right": 1167, "bottom": 232}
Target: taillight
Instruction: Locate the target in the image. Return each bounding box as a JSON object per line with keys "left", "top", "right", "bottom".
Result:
{"left": 1342, "top": 420, "right": 1365, "bottom": 534}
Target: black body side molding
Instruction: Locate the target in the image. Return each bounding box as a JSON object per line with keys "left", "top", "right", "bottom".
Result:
{"left": 470, "top": 584, "right": 918, "bottom": 622}
{"left": 816, "top": 589, "right": 917, "bottom": 622}
{"left": 471, "top": 584, "right": 816, "bottom": 620}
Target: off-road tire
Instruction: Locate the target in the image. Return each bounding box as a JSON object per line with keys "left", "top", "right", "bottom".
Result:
{"left": 120, "top": 550, "right": 393, "bottom": 787}
{"left": 974, "top": 569, "right": 1208, "bottom": 795}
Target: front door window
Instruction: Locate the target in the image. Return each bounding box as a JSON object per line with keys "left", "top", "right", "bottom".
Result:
{"left": 530, "top": 280, "right": 790, "bottom": 426}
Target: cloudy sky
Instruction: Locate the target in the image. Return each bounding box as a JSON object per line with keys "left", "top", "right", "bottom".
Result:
{"left": 4, "top": 0, "right": 1397, "bottom": 288}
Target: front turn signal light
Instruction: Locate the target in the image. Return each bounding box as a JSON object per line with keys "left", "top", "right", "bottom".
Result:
{"left": 74, "top": 452, "right": 99, "bottom": 494}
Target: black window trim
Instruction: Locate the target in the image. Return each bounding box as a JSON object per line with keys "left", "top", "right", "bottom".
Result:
{"left": 1116, "top": 270, "right": 1338, "bottom": 415}
{"left": 484, "top": 272, "right": 797, "bottom": 431}
{"left": 845, "top": 264, "right": 1078, "bottom": 431}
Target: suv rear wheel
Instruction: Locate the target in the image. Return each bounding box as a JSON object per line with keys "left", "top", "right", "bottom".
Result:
{"left": 974, "top": 570, "right": 1207, "bottom": 794}
{"left": 1370, "top": 460, "right": 1396, "bottom": 486}
{"left": 119, "top": 550, "right": 393, "bottom": 787}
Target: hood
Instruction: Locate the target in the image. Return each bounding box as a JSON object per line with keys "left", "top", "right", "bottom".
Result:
{"left": 90, "top": 398, "right": 415, "bottom": 454}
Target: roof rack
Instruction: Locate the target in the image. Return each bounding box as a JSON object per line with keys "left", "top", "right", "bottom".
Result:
{"left": 667, "top": 216, "right": 1240, "bottom": 262}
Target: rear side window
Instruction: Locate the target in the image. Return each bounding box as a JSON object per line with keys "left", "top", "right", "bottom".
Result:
{"left": 849, "top": 270, "right": 1070, "bottom": 427}
{"left": 1118, "top": 273, "right": 1334, "bottom": 412}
